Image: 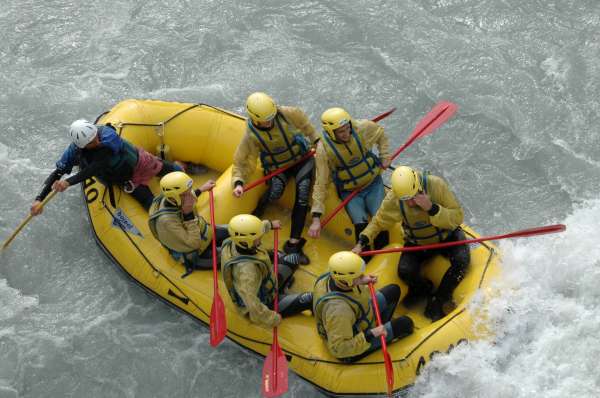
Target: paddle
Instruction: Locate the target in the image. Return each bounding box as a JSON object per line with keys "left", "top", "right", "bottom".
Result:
{"left": 359, "top": 224, "right": 567, "bottom": 257}
{"left": 243, "top": 107, "right": 397, "bottom": 193}
{"left": 261, "top": 228, "right": 288, "bottom": 397}
{"left": 1, "top": 190, "right": 58, "bottom": 251}
{"left": 208, "top": 189, "right": 227, "bottom": 347}
{"left": 321, "top": 101, "right": 458, "bottom": 229}
{"left": 368, "top": 282, "right": 394, "bottom": 397}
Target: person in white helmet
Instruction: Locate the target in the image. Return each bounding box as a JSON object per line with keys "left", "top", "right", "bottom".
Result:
{"left": 30, "top": 119, "right": 184, "bottom": 213}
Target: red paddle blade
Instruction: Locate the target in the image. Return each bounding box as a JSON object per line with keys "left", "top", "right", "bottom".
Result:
{"left": 262, "top": 339, "right": 288, "bottom": 397}
{"left": 383, "top": 350, "right": 394, "bottom": 397}
{"left": 209, "top": 293, "right": 227, "bottom": 347}
{"left": 372, "top": 107, "right": 397, "bottom": 122}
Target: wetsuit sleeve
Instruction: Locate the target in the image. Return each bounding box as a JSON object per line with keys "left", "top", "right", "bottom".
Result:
{"left": 156, "top": 213, "right": 204, "bottom": 252}
{"left": 427, "top": 176, "right": 464, "bottom": 230}
{"left": 65, "top": 158, "right": 107, "bottom": 186}
{"left": 361, "top": 120, "right": 391, "bottom": 164}
{"left": 310, "top": 141, "right": 332, "bottom": 216}
{"left": 322, "top": 300, "right": 370, "bottom": 358}
{"left": 233, "top": 263, "right": 281, "bottom": 329}
{"left": 279, "top": 106, "right": 319, "bottom": 144}
{"left": 360, "top": 190, "right": 401, "bottom": 245}
{"left": 35, "top": 169, "right": 64, "bottom": 201}
{"left": 231, "top": 133, "right": 260, "bottom": 188}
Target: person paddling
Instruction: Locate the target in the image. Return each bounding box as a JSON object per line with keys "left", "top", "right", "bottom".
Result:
{"left": 231, "top": 93, "right": 318, "bottom": 264}
{"left": 353, "top": 166, "right": 470, "bottom": 321}
{"left": 313, "top": 251, "right": 414, "bottom": 362}
{"left": 221, "top": 214, "right": 312, "bottom": 329}
{"left": 148, "top": 171, "right": 223, "bottom": 277}
{"left": 30, "top": 119, "right": 184, "bottom": 213}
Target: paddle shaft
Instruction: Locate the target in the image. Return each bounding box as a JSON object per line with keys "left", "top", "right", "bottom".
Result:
{"left": 368, "top": 282, "right": 394, "bottom": 396}
{"left": 321, "top": 102, "right": 457, "bottom": 229}
{"left": 243, "top": 107, "right": 397, "bottom": 193}
{"left": 2, "top": 190, "right": 58, "bottom": 251}
{"left": 360, "top": 224, "right": 567, "bottom": 256}
{"left": 209, "top": 190, "right": 219, "bottom": 286}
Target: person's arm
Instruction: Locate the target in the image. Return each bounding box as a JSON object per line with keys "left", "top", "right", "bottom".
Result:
{"left": 322, "top": 301, "right": 371, "bottom": 358}
{"left": 231, "top": 133, "right": 260, "bottom": 188}
{"left": 279, "top": 106, "right": 319, "bottom": 144}
{"left": 156, "top": 213, "right": 203, "bottom": 252}
{"left": 233, "top": 263, "right": 281, "bottom": 329}
{"left": 361, "top": 120, "right": 391, "bottom": 166}
{"left": 359, "top": 191, "right": 401, "bottom": 247}
{"left": 310, "top": 142, "right": 331, "bottom": 216}
{"left": 427, "top": 176, "right": 464, "bottom": 230}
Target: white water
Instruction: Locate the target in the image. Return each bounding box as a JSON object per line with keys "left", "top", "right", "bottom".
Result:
{"left": 1, "top": 0, "right": 599, "bottom": 397}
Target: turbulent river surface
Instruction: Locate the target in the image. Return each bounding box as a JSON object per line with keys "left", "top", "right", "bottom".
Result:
{"left": 1, "top": 1, "right": 599, "bottom": 397}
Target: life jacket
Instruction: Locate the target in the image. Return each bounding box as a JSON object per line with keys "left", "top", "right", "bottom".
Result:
{"left": 321, "top": 125, "right": 381, "bottom": 191}
{"left": 220, "top": 239, "right": 276, "bottom": 310}
{"left": 247, "top": 112, "right": 309, "bottom": 172}
{"left": 148, "top": 195, "right": 212, "bottom": 259}
{"left": 80, "top": 125, "right": 139, "bottom": 184}
{"left": 313, "top": 273, "right": 374, "bottom": 339}
{"left": 399, "top": 171, "right": 449, "bottom": 244}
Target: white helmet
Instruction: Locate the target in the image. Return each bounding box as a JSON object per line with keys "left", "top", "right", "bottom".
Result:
{"left": 69, "top": 119, "right": 98, "bottom": 148}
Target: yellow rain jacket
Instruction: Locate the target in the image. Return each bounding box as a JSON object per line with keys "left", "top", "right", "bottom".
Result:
{"left": 220, "top": 222, "right": 280, "bottom": 329}
{"left": 361, "top": 172, "right": 464, "bottom": 246}
{"left": 148, "top": 195, "right": 213, "bottom": 254}
{"left": 313, "top": 273, "right": 375, "bottom": 359}
{"left": 231, "top": 106, "right": 318, "bottom": 187}
{"left": 311, "top": 119, "right": 391, "bottom": 215}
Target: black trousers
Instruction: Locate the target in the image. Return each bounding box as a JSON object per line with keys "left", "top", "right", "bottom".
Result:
{"left": 254, "top": 156, "right": 314, "bottom": 239}
{"left": 398, "top": 229, "right": 470, "bottom": 301}
{"left": 131, "top": 160, "right": 183, "bottom": 210}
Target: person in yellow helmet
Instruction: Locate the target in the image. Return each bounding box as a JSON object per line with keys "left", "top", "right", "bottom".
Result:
{"left": 148, "top": 172, "right": 221, "bottom": 277}
{"left": 231, "top": 92, "right": 319, "bottom": 265}
{"left": 308, "top": 107, "right": 391, "bottom": 250}
{"left": 221, "top": 214, "right": 312, "bottom": 329}
{"left": 313, "top": 251, "right": 414, "bottom": 361}
{"left": 352, "top": 166, "right": 470, "bottom": 321}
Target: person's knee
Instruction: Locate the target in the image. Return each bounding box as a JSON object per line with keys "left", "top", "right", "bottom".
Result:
{"left": 391, "top": 316, "right": 414, "bottom": 339}
{"left": 379, "top": 284, "right": 401, "bottom": 306}
{"left": 295, "top": 179, "right": 312, "bottom": 207}
{"left": 268, "top": 179, "right": 286, "bottom": 201}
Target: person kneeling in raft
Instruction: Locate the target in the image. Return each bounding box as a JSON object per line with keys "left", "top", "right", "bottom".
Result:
{"left": 148, "top": 171, "right": 224, "bottom": 277}
{"left": 313, "top": 251, "right": 414, "bottom": 362}
{"left": 221, "top": 214, "right": 313, "bottom": 329}
{"left": 353, "top": 166, "right": 470, "bottom": 321}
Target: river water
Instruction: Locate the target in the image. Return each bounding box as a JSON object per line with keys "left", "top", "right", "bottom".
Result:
{"left": 1, "top": 1, "right": 599, "bottom": 397}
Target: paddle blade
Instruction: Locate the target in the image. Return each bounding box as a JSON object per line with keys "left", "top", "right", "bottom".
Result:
{"left": 383, "top": 350, "right": 394, "bottom": 396}
{"left": 372, "top": 107, "right": 397, "bottom": 122}
{"left": 209, "top": 293, "right": 227, "bottom": 347}
{"left": 262, "top": 338, "right": 288, "bottom": 397}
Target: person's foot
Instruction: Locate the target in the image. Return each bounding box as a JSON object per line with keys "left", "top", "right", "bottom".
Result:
{"left": 283, "top": 238, "right": 310, "bottom": 265}
{"left": 424, "top": 295, "right": 447, "bottom": 321}
{"left": 402, "top": 279, "right": 433, "bottom": 308}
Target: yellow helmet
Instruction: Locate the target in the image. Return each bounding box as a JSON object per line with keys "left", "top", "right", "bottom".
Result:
{"left": 160, "top": 171, "right": 193, "bottom": 206}
{"left": 228, "top": 214, "right": 266, "bottom": 248}
{"left": 391, "top": 166, "right": 421, "bottom": 200}
{"left": 321, "top": 107, "right": 352, "bottom": 139}
{"left": 328, "top": 251, "right": 365, "bottom": 288}
{"left": 246, "top": 92, "right": 277, "bottom": 123}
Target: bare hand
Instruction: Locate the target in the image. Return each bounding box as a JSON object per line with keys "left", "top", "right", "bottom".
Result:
{"left": 413, "top": 193, "right": 432, "bottom": 211}
{"left": 351, "top": 243, "right": 362, "bottom": 254}
{"left": 381, "top": 159, "right": 392, "bottom": 169}
{"left": 30, "top": 200, "right": 43, "bottom": 216}
{"left": 52, "top": 180, "right": 70, "bottom": 192}
{"left": 271, "top": 220, "right": 281, "bottom": 230}
{"left": 354, "top": 274, "right": 377, "bottom": 286}
{"left": 200, "top": 179, "right": 216, "bottom": 192}
{"left": 370, "top": 325, "right": 387, "bottom": 338}
{"left": 181, "top": 191, "right": 197, "bottom": 214}
{"left": 233, "top": 185, "right": 244, "bottom": 198}
{"left": 308, "top": 218, "right": 321, "bottom": 238}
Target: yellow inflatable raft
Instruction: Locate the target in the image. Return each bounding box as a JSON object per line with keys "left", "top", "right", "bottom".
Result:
{"left": 82, "top": 99, "right": 501, "bottom": 396}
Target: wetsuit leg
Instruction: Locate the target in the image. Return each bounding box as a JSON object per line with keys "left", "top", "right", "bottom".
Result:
{"left": 289, "top": 156, "right": 314, "bottom": 240}
{"left": 376, "top": 284, "right": 401, "bottom": 323}
{"left": 130, "top": 184, "right": 154, "bottom": 210}
{"left": 435, "top": 229, "right": 470, "bottom": 301}
{"left": 157, "top": 160, "right": 184, "bottom": 176}
{"left": 278, "top": 292, "right": 313, "bottom": 318}
{"left": 398, "top": 248, "right": 434, "bottom": 305}
{"left": 253, "top": 172, "right": 288, "bottom": 218}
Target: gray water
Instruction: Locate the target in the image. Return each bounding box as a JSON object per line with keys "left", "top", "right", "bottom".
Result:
{"left": 1, "top": 1, "right": 599, "bottom": 397}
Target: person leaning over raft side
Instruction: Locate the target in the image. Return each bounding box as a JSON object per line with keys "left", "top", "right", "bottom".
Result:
{"left": 148, "top": 171, "right": 225, "bottom": 277}
{"left": 308, "top": 107, "right": 391, "bottom": 250}
{"left": 313, "top": 251, "right": 414, "bottom": 362}
{"left": 221, "top": 214, "right": 313, "bottom": 329}
{"left": 231, "top": 92, "right": 318, "bottom": 265}
{"left": 352, "top": 166, "right": 470, "bottom": 321}
{"left": 30, "top": 119, "right": 184, "bottom": 213}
